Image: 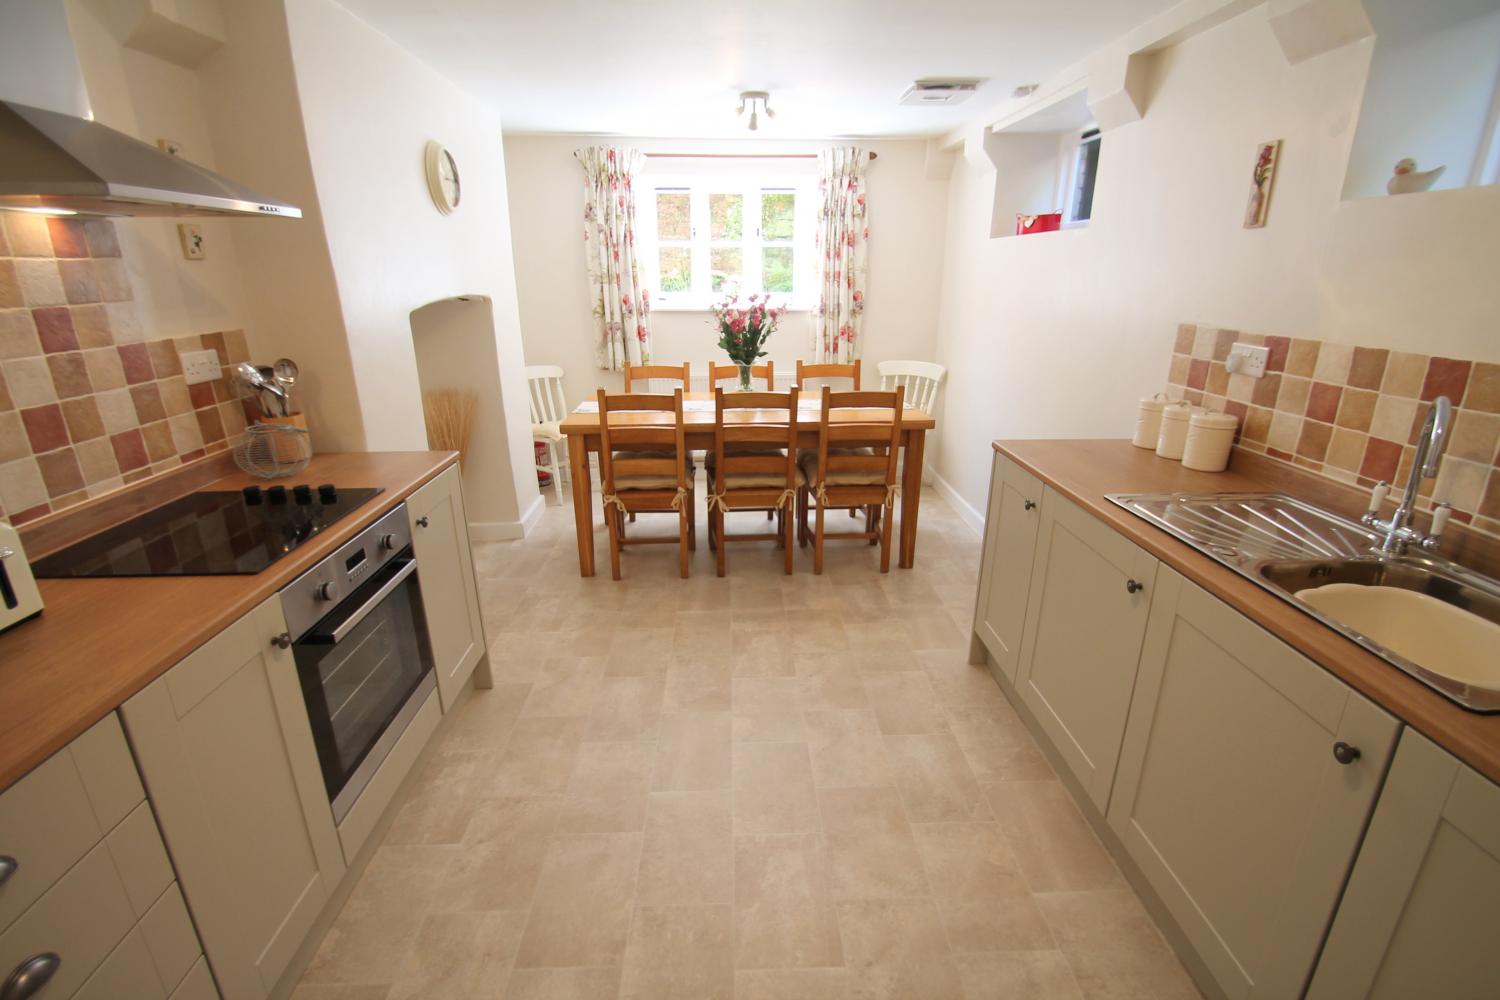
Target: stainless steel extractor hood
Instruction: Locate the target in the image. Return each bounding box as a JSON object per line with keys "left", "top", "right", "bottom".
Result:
{"left": 0, "top": 3, "right": 301, "bottom": 220}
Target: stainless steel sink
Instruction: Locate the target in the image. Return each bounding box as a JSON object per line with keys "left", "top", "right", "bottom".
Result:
{"left": 1108, "top": 492, "right": 1500, "bottom": 712}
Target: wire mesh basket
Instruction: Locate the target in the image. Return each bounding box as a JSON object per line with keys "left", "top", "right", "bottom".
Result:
{"left": 234, "top": 423, "right": 311, "bottom": 478}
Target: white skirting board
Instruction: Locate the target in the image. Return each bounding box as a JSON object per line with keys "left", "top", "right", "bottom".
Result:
{"left": 932, "top": 469, "right": 985, "bottom": 537}
{"left": 468, "top": 493, "right": 547, "bottom": 541}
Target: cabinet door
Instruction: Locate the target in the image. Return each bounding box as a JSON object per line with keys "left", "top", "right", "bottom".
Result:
{"left": 1307, "top": 729, "right": 1500, "bottom": 1000}
{"left": 972, "top": 454, "right": 1042, "bottom": 684}
{"left": 1015, "top": 488, "right": 1158, "bottom": 810}
{"left": 122, "top": 595, "right": 344, "bottom": 1000}
{"left": 407, "top": 465, "right": 487, "bottom": 711}
{"left": 1109, "top": 570, "right": 1398, "bottom": 1000}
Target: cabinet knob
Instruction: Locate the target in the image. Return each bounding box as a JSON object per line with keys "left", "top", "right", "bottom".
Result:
{"left": 1023, "top": 499, "right": 1037, "bottom": 511}
{"left": 1332, "top": 741, "right": 1361, "bottom": 765}
{"left": 270, "top": 632, "right": 292, "bottom": 650}
{"left": 416, "top": 516, "right": 430, "bottom": 529}
{"left": 1125, "top": 579, "right": 1145, "bottom": 594}
{"left": 0, "top": 856, "right": 15, "bottom": 887}
{"left": 1, "top": 954, "right": 60, "bottom": 1000}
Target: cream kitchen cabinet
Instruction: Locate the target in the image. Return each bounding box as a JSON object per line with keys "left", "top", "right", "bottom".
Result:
{"left": 1109, "top": 569, "right": 1399, "bottom": 1000}
{"left": 0, "top": 714, "right": 208, "bottom": 999}
{"left": 406, "top": 465, "right": 488, "bottom": 711}
{"left": 1013, "top": 487, "right": 1159, "bottom": 811}
{"left": 970, "top": 453, "right": 1043, "bottom": 685}
{"left": 122, "top": 594, "right": 345, "bottom": 1000}
{"left": 1306, "top": 729, "right": 1500, "bottom": 1000}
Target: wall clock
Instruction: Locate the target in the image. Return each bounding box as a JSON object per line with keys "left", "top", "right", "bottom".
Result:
{"left": 424, "top": 140, "right": 461, "bottom": 214}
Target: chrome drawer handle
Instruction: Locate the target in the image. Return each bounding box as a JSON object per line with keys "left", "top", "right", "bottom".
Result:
{"left": 1332, "top": 741, "right": 1361, "bottom": 765}
{"left": 0, "top": 855, "right": 15, "bottom": 887}
{"left": 1, "top": 954, "right": 60, "bottom": 1000}
{"left": 1125, "top": 579, "right": 1145, "bottom": 594}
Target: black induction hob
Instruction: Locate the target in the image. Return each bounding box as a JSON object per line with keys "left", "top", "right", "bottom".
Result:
{"left": 31, "top": 484, "right": 383, "bottom": 578}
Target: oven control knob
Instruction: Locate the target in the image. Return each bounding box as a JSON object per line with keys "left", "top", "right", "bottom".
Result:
{"left": 294, "top": 484, "right": 313, "bottom": 505}
{"left": 242, "top": 485, "right": 263, "bottom": 505}
{"left": 314, "top": 581, "right": 336, "bottom": 601}
{"left": 267, "top": 485, "right": 288, "bottom": 505}
{"left": 379, "top": 533, "right": 398, "bottom": 551}
{"left": 318, "top": 484, "right": 337, "bottom": 503}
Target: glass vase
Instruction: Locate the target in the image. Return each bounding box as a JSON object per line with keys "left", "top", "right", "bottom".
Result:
{"left": 736, "top": 363, "right": 754, "bottom": 392}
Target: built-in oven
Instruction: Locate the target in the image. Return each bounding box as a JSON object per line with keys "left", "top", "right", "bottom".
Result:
{"left": 280, "top": 504, "right": 436, "bottom": 824}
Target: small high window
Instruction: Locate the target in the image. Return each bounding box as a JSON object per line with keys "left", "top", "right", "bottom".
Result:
{"left": 1066, "top": 129, "right": 1102, "bottom": 224}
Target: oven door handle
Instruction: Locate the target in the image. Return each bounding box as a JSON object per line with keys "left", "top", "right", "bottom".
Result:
{"left": 307, "top": 558, "right": 419, "bottom": 644}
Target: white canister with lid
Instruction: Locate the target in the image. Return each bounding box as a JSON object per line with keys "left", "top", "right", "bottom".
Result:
{"left": 1155, "top": 402, "right": 1199, "bottom": 460}
{"left": 1182, "top": 411, "right": 1239, "bottom": 472}
{"left": 1133, "top": 394, "right": 1169, "bottom": 449}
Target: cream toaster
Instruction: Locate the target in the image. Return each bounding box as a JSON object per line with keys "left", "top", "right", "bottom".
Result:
{"left": 0, "top": 523, "right": 43, "bottom": 634}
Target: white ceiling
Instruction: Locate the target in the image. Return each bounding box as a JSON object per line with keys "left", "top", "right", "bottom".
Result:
{"left": 336, "top": 0, "right": 1181, "bottom": 138}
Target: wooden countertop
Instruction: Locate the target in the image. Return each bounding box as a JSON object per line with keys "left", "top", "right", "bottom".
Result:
{"left": 993, "top": 439, "right": 1500, "bottom": 786}
{"left": 0, "top": 452, "right": 457, "bottom": 792}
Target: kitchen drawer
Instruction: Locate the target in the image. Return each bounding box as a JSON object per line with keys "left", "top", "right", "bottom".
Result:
{"left": 56, "top": 887, "right": 205, "bottom": 1000}
{"left": 0, "top": 841, "right": 137, "bottom": 999}
{"left": 74, "top": 927, "right": 170, "bottom": 1000}
{"left": 0, "top": 713, "right": 144, "bottom": 933}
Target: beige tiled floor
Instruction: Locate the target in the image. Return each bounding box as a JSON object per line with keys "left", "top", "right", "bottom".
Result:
{"left": 293, "top": 482, "right": 1201, "bottom": 1000}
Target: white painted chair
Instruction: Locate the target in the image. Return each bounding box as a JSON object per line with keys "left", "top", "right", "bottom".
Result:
{"left": 878, "top": 360, "right": 946, "bottom": 485}
{"left": 526, "top": 365, "right": 569, "bottom": 503}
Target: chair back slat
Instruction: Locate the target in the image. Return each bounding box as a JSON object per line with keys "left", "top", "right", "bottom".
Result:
{"left": 597, "top": 388, "right": 687, "bottom": 496}
{"left": 712, "top": 387, "right": 799, "bottom": 497}
{"left": 796, "top": 359, "right": 861, "bottom": 390}
{"left": 877, "top": 360, "right": 945, "bottom": 415}
{"left": 810, "top": 384, "right": 904, "bottom": 494}
{"left": 623, "top": 362, "right": 692, "bottom": 392}
{"left": 525, "top": 365, "right": 568, "bottom": 424}
{"left": 708, "top": 361, "right": 775, "bottom": 391}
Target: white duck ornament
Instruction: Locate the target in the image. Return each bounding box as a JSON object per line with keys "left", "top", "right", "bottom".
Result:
{"left": 1387, "top": 158, "right": 1446, "bottom": 195}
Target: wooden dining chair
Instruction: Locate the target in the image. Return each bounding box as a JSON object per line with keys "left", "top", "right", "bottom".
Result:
{"left": 706, "top": 388, "right": 801, "bottom": 576}
{"left": 707, "top": 360, "right": 776, "bottom": 391}
{"left": 623, "top": 361, "right": 692, "bottom": 392}
{"left": 596, "top": 388, "right": 696, "bottom": 580}
{"left": 797, "top": 384, "right": 905, "bottom": 574}
{"left": 795, "top": 359, "right": 861, "bottom": 390}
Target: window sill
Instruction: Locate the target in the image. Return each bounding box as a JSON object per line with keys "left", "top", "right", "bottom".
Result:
{"left": 652, "top": 301, "right": 814, "bottom": 313}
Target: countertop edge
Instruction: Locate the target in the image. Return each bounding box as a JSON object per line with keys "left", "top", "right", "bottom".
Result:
{"left": 0, "top": 451, "right": 460, "bottom": 792}
{"left": 991, "top": 438, "right": 1500, "bottom": 786}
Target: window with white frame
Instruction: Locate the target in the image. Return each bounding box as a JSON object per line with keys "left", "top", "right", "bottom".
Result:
{"left": 639, "top": 175, "right": 819, "bottom": 310}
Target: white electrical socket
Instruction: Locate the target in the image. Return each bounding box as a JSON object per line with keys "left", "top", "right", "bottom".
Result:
{"left": 181, "top": 349, "right": 223, "bottom": 386}
{"left": 1226, "top": 343, "right": 1269, "bottom": 379}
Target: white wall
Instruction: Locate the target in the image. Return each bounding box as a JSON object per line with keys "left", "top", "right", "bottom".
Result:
{"left": 502, "top": 135, "right": 952, "bottom": 413}
{"left": 279, "top": 0, "right": 537, "bottom": 525}
{"left": 932, "top": 3, "right": 1500, "bottom": 517}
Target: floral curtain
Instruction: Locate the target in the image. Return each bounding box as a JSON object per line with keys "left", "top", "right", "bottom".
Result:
{"left": 576, "top": 146, "right": 652, "bottom": 370}
{"left": 811, "top": 147, "right": 869, "bottom": 364}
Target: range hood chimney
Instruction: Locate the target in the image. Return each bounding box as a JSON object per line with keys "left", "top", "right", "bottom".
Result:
{"left": 0, "top": 2, "right": 300, "bottom": 220}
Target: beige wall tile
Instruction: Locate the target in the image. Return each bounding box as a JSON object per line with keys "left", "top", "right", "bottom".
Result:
{"left": 82, "top": 347, "right": 125, "bottom": 391}
{"left": 4, "top": 356, "right": 57, "bottom": 407}
{"left": 4, "top": 213, "right": 53, "bottom": 256}
{"left": 93, "top": 258, "right": 133, "bottom": 302}
{"left": 1369, "top": 395, "right": 1418, "bottom": 442}
{"left": 0, "top": 413, "right": 27, "bottom": 463}
{"left": 14, "top": 259, "right": 65, "bottom": 306}
{"left": 0, "top": 310, "right": 40, "bottom": 359}
{"left": 1382, "top": 351, "right": 1428, "bottom": 397}
{"left": 1276, "top": 376, "right": 1310, "bottom": 415}
{"left": 1312, "top": 342, "right": 1352, "bottom": 384}
{"left": 1266, "top": 411, "right": 1301, "bottom": 454}
{"left": 1435, "top": 458, "right": 1489, "bottom": 513}
{"left": 1449, "top": 410, "right": 1500, "bottom": 464}
{"left": 105, "top": 302, "right": 143, "bottom": 343}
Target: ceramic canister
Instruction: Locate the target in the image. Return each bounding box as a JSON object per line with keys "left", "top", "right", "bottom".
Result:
{"left": 1133, "top": 394, "right": 1169, "bottom": 449}
{"left": 1155, "top": 402, "right": 1200, "bottom": 461}
{"left": 1182, "top": 411, "right": 1240, "bottom": 472}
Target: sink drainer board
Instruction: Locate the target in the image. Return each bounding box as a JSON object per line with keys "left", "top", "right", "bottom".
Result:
{"left": 1108, "top": 492, "right": 1500, "bottom": 713}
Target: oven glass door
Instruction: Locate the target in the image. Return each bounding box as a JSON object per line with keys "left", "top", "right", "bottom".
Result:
{"left": 293, "top": 549, "right": 434, "bottom": 818}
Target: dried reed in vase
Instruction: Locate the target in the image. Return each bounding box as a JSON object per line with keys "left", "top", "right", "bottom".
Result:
{"left": 422, "top": 388, "right": 478, "bottom": 470}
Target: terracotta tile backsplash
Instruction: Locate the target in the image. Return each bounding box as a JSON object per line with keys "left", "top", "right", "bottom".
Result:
{"left": 0, "top": 213, "right": 250, "bottom": 526}
{"left": 1166, "top": 324, "right": 1500, "bottom": 540}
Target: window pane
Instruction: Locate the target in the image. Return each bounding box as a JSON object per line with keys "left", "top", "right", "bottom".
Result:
{"left": 709, "top": 193, "right": 743, "bottom": 240}
{"left": 656, "top": 191, "right": 690, "bottom": 240}
{"left": 761, "top": 191, "right": 795, "bottom": 241}
{"left": 762, "top": 247, "right": 794, "bottom": 294}
{"left": 659, "top": 247, "right": 692, "bottom": 292}
{"left": 710, "top": 247, "right": 742, "bottom": 292}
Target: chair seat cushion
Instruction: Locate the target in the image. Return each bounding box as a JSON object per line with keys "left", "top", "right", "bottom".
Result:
{"left": 799, "top": 450, "right": 889, "bottom": 486}
{"left": 611, "top": 452, "right": 693, "bottom": 491}
{"left": 532, "top": 420, "right": 562, "bottom": 440}
{"left": 711, "top": 467, "right": 807, "bottom": 490}
{"left": 705, "top": 444, "right": 787, "bottom": 467}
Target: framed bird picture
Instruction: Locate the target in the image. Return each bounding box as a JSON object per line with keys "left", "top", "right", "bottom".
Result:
{"left": 1244, "top": 140, "right": 1281, "bottom": 229}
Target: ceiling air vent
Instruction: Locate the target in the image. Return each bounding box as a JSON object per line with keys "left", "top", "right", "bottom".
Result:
{"left": 899, "top": 79, "right": 982, "bottom": 107}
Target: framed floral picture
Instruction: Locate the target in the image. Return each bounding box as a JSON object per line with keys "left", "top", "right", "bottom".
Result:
{"left": 1244, "top": 140, "right": 1281, "bottom": 229}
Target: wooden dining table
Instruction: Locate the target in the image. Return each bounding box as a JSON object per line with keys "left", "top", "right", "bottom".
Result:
{"left": 558, "top": 393, "right": 936, "bottom": 577}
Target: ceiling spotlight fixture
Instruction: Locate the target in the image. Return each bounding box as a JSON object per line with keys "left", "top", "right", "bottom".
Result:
{"left": 737, "top": 91, "right": 774, "bottom": 131}
{"left": 1012, "top": 83, "right": 1040, "bottom": 99}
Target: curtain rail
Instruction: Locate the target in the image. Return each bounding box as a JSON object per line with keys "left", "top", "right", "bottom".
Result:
{"left": 642, "top": 152, "right": 877, "bottom": 160}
